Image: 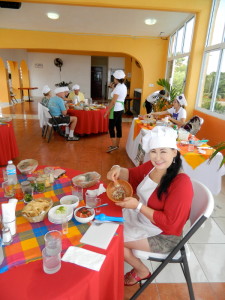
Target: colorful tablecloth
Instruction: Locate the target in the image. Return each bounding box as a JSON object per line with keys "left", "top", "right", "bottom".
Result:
{"left": 0, "top": 169, "right": 88, "bottom": 273}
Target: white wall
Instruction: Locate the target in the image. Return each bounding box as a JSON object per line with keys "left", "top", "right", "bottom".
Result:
{"left": 27, "top": 52, "right": 91, "bottom": 97}
{"left": 0, "top": 49, "right": 28, "bottom": 66}
{"left": 108, "top": 57, "right": 125, "bottom": 82}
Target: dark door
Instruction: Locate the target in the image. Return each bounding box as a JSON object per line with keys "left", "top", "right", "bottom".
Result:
{"left": 91, "top": 67, "right": 102, "bottom": 99}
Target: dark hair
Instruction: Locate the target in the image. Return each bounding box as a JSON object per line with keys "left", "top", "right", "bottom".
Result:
{"left": 117, "top": 78, "right": 125, "bottom": 84}
{"left": 159, "top": 90, "right": 166, "bottom": 95}
{"left": 157, "top": 151, "right": 182, "bottom": 200}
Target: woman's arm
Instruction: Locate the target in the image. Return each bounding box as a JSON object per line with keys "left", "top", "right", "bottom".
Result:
{"left": 169, "top": 117, "right": 186, "bottom": 127}
{"left": 107, "top": 165, "right": 129, "bottom": 182}
{"left": 104, "top": 93, "right": 119, "bottom": 118}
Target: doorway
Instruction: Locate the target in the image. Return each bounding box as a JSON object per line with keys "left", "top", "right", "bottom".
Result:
{"left": 91, "top": 66, "right": 103, "bottom": 100}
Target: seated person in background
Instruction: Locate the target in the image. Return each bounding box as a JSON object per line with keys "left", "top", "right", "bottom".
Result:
{"left": 48, "top": 87, "right": 79, "bottom": 141}
{"left": 144, "top": 90, "right": 167, "bottom": 114}
{"left": 68, "top": 84, "right": 85, "bottom": 104}
{"left": 107, "top": 126, "right": 193, "bottom": 286}
{"left": 149, "top": 94, "right": 187, "bottom": 127}
{"left": 182, "top": 115, "right": 204, "bottom": 135}
{"left": 41, "top": 85, "right": 51, "bottom": 107}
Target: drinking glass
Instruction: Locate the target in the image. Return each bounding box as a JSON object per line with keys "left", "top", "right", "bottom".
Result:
{"left": 44, "top": 230, "right": 62, "bottom": 256}
{"left": 72, "top": 184, "right": 83, "bottom": 200}
{"left": 42, "top": 247, "right": 61, "bottom": 274}
{"left": 95, "top": 198, "right": 102, "bottom": 213}
{"left": 2, "top": 181, "right": 14, "bottom": 198}
{"left": 85, "top": 192, "right": 97, "bottom": 208}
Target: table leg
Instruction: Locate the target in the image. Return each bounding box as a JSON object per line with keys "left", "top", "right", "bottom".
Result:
{"left": 26, "top": 89, "right": 34, "bottom": 102}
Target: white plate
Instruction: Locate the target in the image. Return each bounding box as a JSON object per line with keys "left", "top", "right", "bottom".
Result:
{"left": 48, "top": 205, "right": 73, "bottom": 224}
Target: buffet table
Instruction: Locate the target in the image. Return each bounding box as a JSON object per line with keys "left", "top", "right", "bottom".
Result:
{"left": 0, "top": 120, "right": 19, "bottom": 166}
{"left": 126, "top": 118, "right": 225, "bottom": 195}
{"left": 0, "top": 166, "right": 124, "bottom": 300}
{"left": 67, "top": 108, "right": 108, "bottom": 135}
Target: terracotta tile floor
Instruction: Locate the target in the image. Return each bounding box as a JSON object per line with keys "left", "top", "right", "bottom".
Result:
{"left": 1, "top": 100, "right": 225, "bottom": 300}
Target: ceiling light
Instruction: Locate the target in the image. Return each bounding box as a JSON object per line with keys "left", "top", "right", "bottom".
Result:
{"left": 145, "top": 18, "right": 157, "bottom": 25}
{"left": 47, "top": 12, "right": 59, "bottom": 20}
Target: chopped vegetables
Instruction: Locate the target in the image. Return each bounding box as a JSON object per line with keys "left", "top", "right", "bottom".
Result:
{"left": 55, "top": 206, "right": 66, "bottom": 214}
{"left": 76, "top": 207, "right": 93, "bottom": 218}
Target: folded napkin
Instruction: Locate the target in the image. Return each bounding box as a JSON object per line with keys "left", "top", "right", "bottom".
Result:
{"left": 62, "top": 246, "right": 106, "bottom": 271}
{"left": 1, "top": 199, "right": 18, "bottom": 223}
{"left": 86, "top": 183, "right": 106, "bottom": 197}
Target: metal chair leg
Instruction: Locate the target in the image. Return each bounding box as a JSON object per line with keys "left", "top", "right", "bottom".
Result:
{"left": 47, "top": 127, "right": 53, "bottom": 143}
{"left": 181, "top": 250, "right": 195, "bottom": 300}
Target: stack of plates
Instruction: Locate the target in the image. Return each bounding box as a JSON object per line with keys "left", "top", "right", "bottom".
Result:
{"left": 48, "top": 205, "right": 73, "bottom": 224}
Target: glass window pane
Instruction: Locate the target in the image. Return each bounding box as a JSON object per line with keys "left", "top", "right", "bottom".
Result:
{"left": 169, "top": 34, "right": 176, "bottom": 56}
{"left": 172, "top": 57, "right": 188, "bottom": 93}
{"left": 208, "top": 0, "right": 225, "bottom": 46}
{"left": 176, "top": 27, "right": 184, "bottom": 54}
{"left": 183, "top": 18, "right": 194, "bottom": 53}
{"left": 215, "top": 53, "right": 225, "bottom": 115}
{"left": 199, "top": 51, "right": 220, "bottom": 111}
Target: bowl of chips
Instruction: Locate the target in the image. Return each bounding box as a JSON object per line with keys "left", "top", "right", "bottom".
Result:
{"left": 72, "top": 172, "right": 101, "bottom": 188}
{"left": 106, "top": 179, "right": 133, "bottom": 202}
{"left": 22, "top": 197, "right": 53, "bottom": 223}
{"left": 17, "top": 159, "right": 38, "bottom": 175}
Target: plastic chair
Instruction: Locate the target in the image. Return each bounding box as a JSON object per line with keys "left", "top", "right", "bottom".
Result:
{"left": 41, "top": 105, "right": 68, "bottom": 142}
{"left": 130, "top": 180, "right": 214, "bottom": 300}
{"left": 10, "top": 91, "right": 17, "bottom": 105}
{"left": 182, "top": 116, "right": 204, "bottom": 136}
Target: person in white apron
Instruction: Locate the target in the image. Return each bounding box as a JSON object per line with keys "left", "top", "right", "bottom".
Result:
{"left": 104, "top": 70, "right": 127, "bottom": 153}
{"left": 107, "top": 126, "right": 193, "bottom": 286}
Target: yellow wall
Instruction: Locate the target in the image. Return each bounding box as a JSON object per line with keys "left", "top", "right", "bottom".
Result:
{"left": 0, "top": 0, "right": 216, "bottom": 131}
{"left": 0, "top": 58, "right": 10, "bottom": 104}
{"left": 7, "top": 61, "right": 21, "bottom": 100}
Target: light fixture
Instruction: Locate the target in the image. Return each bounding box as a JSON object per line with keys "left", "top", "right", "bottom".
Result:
{"left": 145, "top": 18, "right": 157, "bottom": 25}
{"left": 47, "top": 12, "right": 59, "bottom": 20}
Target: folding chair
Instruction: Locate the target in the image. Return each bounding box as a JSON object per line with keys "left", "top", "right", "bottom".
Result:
{"left": 41, "top": 105, "right": 68, "bottom": 142}
{"left": 38, "top": 102, "right": 48, "bottom": 137}
{"left": 130, "top": 180, "right": 214, "bottom": 300}
{"left": 182, "top": 115, "right": 204, "bottom": 136}
{"left": 10, "top": 91, "right": 18, "bottom": 105}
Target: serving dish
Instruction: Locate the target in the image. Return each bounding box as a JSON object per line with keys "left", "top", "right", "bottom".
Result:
{"left": 74, "top": 206, "right": 95, "bottom": 224}
{"left": 60, "top": 195, "right": 79, "bottom": 209}
{"left": 48, "top": 205, "right": 73, "bottom": 224}
{"left": 72, "top": 171, "right": 101, "bottom": 188}
{"left": 22, "top": 197, "right": 53, "bottom": 223}
{"left": 106, "top": 179, "right": 133, "bottom": 202}
{"left": 17, "top": 159, "right": 38, "bottom": 175}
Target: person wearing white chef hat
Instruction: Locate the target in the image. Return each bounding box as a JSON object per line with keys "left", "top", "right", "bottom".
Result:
{"left": 106, "top": 126, "right": 193, "bottom": 286}
{"left": 48, "top": 87, "right": 79, "bottom": 141}
{"left": 104, "top": 70, "right": 127, "bottom": 153}
{"left": 68, "top": 84, "right": 85, "bottom": 104}
{"left": 149, "top": 94, "right": 187, "bottom": 127}
{"left": 41, "top": 85, "right": 51, "bottom": 107}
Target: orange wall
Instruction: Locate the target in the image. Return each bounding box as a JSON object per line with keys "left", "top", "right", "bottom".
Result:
{"left": 194, "top": 110, "right": 225, "bottom": 146}
{"left": 0, "top": 58, "right": 10, "bottom": 104}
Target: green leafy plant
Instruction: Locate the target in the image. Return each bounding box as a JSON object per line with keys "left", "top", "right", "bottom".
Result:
{"left": 55, "top": 81, "right": 72, "bottom": 87}
{"left": 209, "top": 142, "right": 225, "bottom": 169}
{"left": 157, "top": 78, "right": 180, "bottom": 102}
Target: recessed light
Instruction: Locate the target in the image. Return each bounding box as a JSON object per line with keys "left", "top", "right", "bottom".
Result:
{"left": 47, "top": 12, "right": 59, "bottom": 20}
{"left": 145, "top": 18, "right": 157, "bottom": 25}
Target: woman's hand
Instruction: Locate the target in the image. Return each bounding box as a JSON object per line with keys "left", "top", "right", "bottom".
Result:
{"left": 104, "top": 110, "right": 109, "bottom": 118}
{"left": 107, "top": 165, "right": 120, "bottom": 181}
{"left": 115, "top": 197, "right": 139, "bottom": 209}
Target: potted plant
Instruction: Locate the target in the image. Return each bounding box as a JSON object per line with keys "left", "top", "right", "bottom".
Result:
{"left": 209, "top": 142, "right": 225, "bottom": 168}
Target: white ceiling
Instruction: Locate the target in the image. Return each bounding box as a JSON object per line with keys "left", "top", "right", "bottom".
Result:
{"left": 0, "top": 3, "right": 194, "bottom": 38}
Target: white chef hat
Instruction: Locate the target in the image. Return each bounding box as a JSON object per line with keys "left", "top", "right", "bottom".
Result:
{"left": 113, "top": 70, "right": 125, "bottom": 79}
{"left": 72, "top": 84, "right": 80, "bottom": 90}
{"left": 63, "top": 86, "right": 69, "bottom": 92}
{"left": 176, "top": 94, "right": 187, "bottom": 106}
{"left": 54, "top": 87, "right": 66, "bottom": 94}
{"left": 142, "top": 126, "right": 178, "bottom": 153}
{"left": 42, "top": 85, "right": 51, "bottom": 94}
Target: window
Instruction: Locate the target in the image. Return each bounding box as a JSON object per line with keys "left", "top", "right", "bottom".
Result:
{"left": 197, "top": 0, "right": 225, "bottom": 118}
{"left": 167, "top": 17, "right": 195, "bottom": 93}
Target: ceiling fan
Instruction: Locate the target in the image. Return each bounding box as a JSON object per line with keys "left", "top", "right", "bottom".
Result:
{"left": 54, "top": 58, "right": 63, "bottom": 72}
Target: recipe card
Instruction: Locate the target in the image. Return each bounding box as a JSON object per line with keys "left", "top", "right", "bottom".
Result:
{"left": 80, "top": 223, "right": 119, "bottom": 249}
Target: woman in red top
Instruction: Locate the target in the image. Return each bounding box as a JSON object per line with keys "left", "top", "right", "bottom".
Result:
{"left": 107, "top": 126, "right": 193, "bottom": 286}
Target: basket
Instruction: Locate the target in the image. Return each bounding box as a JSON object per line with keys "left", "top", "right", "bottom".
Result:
{"left": 72, "top": 172, "right": 101, "bottom": 188}
{"left": 22, "top": 197, "right": 53, "bottom": 223}
{"left": 17, "top": 159, "right": 38, "bottom": 175}
{"left": 106, "top": 179, "right": 133, "bottom": 202}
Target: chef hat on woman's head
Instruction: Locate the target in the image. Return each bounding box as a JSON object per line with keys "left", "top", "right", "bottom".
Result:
{"left": 54, "top": 87, "right": 66, "bottom": 94}
{"left": 113, "top": 70, "right": 126, "bottom": 79}
{"left": 176, "top": 94, "right": 187, "bottom": 106}
{"left": 63, "top": 86, "right": 69, "bottom": 92}
{"left": 72, "top": 84, "right": 80, "bottom": 90}
{"left": 42, "top": 85, "right": 51, "bottom": 94}
{"left": 142, "top": 126, "right": 178, "bottom": 153}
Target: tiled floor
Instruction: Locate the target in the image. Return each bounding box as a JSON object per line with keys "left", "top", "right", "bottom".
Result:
{"left": 1, "top": 100, "right": 225, "bottom": 299}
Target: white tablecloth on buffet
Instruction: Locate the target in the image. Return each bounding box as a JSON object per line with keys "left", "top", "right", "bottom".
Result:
{"left": 126, "top": 118, "right": 225, "bottom": 195}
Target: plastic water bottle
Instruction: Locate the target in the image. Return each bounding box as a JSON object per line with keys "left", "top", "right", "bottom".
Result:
{"left": 0, "top": 237, "right": 4, "bottom": 265}
{"left": 188, "top": 136, "right": 195, "bottom": 152}
{"left": 6, "top": 160, "right": 18, "bottom": 185}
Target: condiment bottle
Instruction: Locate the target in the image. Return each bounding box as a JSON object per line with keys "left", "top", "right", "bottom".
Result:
{"left": 2, "top": 226, "right": 12, "bottom": 245}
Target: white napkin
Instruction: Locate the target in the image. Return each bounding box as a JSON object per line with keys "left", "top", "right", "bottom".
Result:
{"left": 62, "top": 246, "right": 106, "bottom": 271}
{"left": 1, "top": 199, "right": 18, "bottom": 222}
{"left": 86, "top": 183, "right": 106, "bottom": 197}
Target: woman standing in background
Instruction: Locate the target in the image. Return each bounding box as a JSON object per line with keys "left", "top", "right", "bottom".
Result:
{"left": 104, "top": 70, "right": 127, "bottom": 153}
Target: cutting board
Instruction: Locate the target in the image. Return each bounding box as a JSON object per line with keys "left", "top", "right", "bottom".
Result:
{"left": 80, "top": 223, "right": 119, "bottom": 249}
